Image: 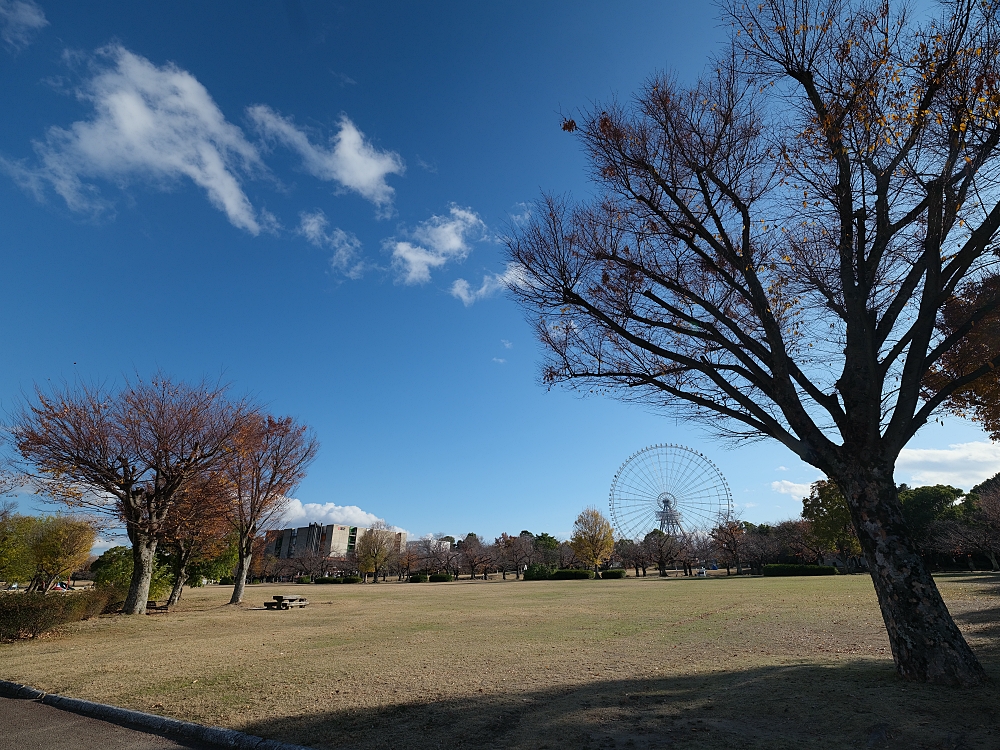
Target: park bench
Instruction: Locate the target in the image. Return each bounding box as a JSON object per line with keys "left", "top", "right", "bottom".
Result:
{"left": 146, "top": 600, "right": 169, "bottom": 612}
{"left": 263, "top": 595, "right": 309, "bottom": 610}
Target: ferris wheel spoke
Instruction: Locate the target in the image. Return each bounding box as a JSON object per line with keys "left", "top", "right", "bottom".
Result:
{"left": 610, "top": 444, "right": 731, "bottom": 539}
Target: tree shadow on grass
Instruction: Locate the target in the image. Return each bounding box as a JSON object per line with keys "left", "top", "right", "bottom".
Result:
{"left": 238, "top": 660, "right": 1000, "bottom": 750}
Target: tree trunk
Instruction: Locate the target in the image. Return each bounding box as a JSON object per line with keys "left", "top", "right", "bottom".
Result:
{"left": 123, "top": 535, "right": 157, "bottom": 615}
{"left": 168, "top": 541, "right": 192, "bottom": 607}
{"left": 168, "top": 567, "right": 187, "bottom": 606}
{"left": 230, "top": 549, "right": 252, "bottom": 604}
{"left": 837, "top": 464, "right": 986, "bottom": 686}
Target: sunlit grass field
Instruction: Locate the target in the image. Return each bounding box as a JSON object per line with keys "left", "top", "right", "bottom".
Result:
{"left": 2, "top": 573, "right": 998, "bottom": 749}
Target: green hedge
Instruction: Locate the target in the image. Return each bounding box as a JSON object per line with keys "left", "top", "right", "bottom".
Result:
{"left": 600, "top": 569, "right": 627, "bottom": 579}
{"left": 296, "top": 576, "right": 312, "bottom": 584}
{"left": 523, "top": 564, "right": 554, "bottom": 581}
{"left": 408, "top": 574, "right": 429, "bottom": 583}
{"left": 0, "top": 590, "right": 115, "bottom": 641}
{"left": 762, "top": 564, "right": 838, "bottom": 577}
{"left": 340, "top": 575, "right": 363, "bottom": 584}
{"left": 428, "top": 573, "right": 452, "bottom": 582}
{"left": 314, "top": 575, "right": 363, "bottom": 584}
{"left": 551, "top": 569, "right": 596, "bottom": 580}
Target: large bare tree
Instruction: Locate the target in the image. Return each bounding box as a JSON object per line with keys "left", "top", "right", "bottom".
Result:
{"left": 12, "top": 375, "right": 248, "bottom": 614}
{"left": 222, "top": 413, "right": 317, "bottom": 604}
{"left": 506, "top": 1, "right": 1000, "bottom": 684}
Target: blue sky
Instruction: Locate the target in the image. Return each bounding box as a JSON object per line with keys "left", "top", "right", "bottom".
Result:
{"left": 1, "top": 1, "right": 997, "bottom": 547}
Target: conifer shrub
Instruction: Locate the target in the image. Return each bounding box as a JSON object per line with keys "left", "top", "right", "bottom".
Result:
{"left": 428, "top": 573, "right": 452, "bottom": 582}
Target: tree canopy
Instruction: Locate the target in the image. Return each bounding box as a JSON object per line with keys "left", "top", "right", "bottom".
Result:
{"left": 505, "top": 0, "right": 1000, "bottom": 685}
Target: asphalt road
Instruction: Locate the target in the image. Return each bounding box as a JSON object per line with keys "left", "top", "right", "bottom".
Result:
{"left": 0, "top": 698, "right": 210, "bottom": 750}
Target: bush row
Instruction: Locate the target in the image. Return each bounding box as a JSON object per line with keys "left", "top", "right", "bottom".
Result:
{"left": 314, "top": 576, "right": 363, "bottom": 584}
{"left": 408, "top": 573, "right": 454, "bottom": 582}
{"left": 762, "top": 564, "right": 838, "bottom": 577}
{"left": 0, "top": 589, "right": 120, "bottom": 641}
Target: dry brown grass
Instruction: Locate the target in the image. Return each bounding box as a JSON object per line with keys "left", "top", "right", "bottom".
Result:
{"left": 2, "top": 573, "right": 999, "bottom": 749}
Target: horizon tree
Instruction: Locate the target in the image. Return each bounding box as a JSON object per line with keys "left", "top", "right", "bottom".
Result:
{"left": 569, "top": 508, "right": 615, "bottom": 573}
{"left": 11, "top": 375, "right": 250, "bottom": 614}
{"left": 221, "top": 413, "right": 317, "bottom": 604}
{"left": 355, "top": 521, "right": 398, "bottom": 583}
{"left": 505, "top": 0, "right": 1000, "bottom": 684}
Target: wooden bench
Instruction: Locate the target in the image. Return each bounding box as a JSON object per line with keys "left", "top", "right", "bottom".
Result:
{"left": 146, "top": 600, "right": 169, "bottom": 612}
{"left": 263, "top": 595, "right": 309, "bottom": 610}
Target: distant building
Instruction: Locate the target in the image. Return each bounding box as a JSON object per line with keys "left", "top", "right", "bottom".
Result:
{"left": 264, "top": 522, "right": 407, "bottom": 560}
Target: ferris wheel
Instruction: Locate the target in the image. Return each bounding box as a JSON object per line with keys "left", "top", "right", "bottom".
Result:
{"left": 609, "top": 444, "right": 732, "bottom": 540}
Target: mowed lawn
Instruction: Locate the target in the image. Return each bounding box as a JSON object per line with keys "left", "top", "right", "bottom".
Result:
{"left": 2, "top": 573, "right": 999, "bottom": 749}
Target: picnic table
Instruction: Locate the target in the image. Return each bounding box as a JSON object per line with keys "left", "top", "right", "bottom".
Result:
{"left": 263, "top": 594, "right": 309, "bottom": 610}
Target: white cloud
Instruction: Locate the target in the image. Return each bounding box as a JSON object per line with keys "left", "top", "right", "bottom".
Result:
{"left": 776, "top": 465, "right": 788, "bottom": 472}
{"left": 771, "top": 480, "right": 811, "bottom": 501}
{"left": 896, "top": 441, "right": 1000, "bottom": 490}
{"left": 297, "top": 209, "right": 365, "bottom": 278}
{"left": 3, "top": 45, "right": 265, "bottom": 232}
{"left": 501, "top": 339, "right": 513, "bottom": 349}
{"left": 492, "top": 357, "right": 506, "bottom": 364}
{"left": 90, "top": 536, "right": 121, "bottom": 556}
{"left": 0, "top": 0, "right": 47, "bottom": 52}
{"left": 248, "top": 106, "right": 404, "bottom": 213}
{"left": 281, "top": 499, "right": 383, "bottom": 528}
{"left": 450, "top": 262, "right": 526, "bottom": 305}
{"left": 387, "top": 205, "right": 486, "bottom": 284}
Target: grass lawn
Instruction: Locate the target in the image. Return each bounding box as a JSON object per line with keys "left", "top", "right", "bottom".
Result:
{"left": 2, "top": 572, "right": 998, "bottom": 749}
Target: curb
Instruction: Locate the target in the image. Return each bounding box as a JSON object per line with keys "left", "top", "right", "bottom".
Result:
{"left": 0, "top": 680, "right": 311, "bottom": 750}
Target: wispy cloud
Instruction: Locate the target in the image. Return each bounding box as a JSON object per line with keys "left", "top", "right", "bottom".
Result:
{"left": 896, "top": 441, "right": 1000, "bottom": 490}
{"left": 297, "top": 209, "right": 365, "bottom": 278}
{"left": 492, "top": 357, "right": 506, "bottom": 364}
{"left": 0, "top": 0, "right": 47, "bottom": 52}
{"left": 450, "top": 262, "right": 526, "bottom": 306}
{"left": 248, "top": 106, "right": 404, "bottom": 214}
{"left": 2, "top": 44, "right": 265, "bottom": 232}
{"left": 387, "top": 205, "right": 486, "bottom": 284}
{"left": 501, "top": 339, "right": 513, "bottom": 349}
{"left": 282, "top": 499, "right": 384, "bottom": 528}
{"left": 771, "top": 480, "right": 811, "bottom": 501}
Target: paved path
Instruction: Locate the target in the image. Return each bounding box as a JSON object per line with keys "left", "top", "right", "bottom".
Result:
{"left": 0, "top": 697, "right": 209, "bottom": 750}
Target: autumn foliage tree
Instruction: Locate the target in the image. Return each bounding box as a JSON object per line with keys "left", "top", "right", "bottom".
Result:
{"left": 221, "top": 413, "right": 317, "bottom": 604}
{"left": 12, "top": 375, "right": 249, "bottom": 614}
{"left": 569, "top": 507, "right": 615, "bottom": 572}
{"left": 506, "top": 1, "right": 1000, "bottom": 684}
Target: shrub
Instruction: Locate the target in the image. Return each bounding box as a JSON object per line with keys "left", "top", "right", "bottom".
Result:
{"left": 91, "top": 546, "right": 172, "bottom": 600}
{"left": 218, "top": 576, "right": 235, "bottom": 585}
{"left": 523, "top": 564, "right": 554, "bottom": 581}
{"left": 551, "top": 569, "right": 596, "bottom": 580}
{"left": 296, "top": 576, "right": 312, "bottom": 584}
{"left": 762, "top": 564, "right": 837, "bottom": 577}
{"left": 340, "top": 575, "right": 363, "bottom": 584}
{"left": 408, "top": 573, "right": 429, "bottom": 583}
{"left": 428, "top": 573, "right": 452, "bottom": 582}
{"left": 601, "top": 569, "right": 627, "bottom": 579}
{"left": 0, "top": 589, "right": 114, "bottom": 641}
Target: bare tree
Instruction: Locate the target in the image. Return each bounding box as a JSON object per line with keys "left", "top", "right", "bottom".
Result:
{"left": 710, "top": 511, "right": 748, "bottom": 576}
{"left": 221, "top": 413, "right": 318, "bottom": 604}
{"left": 459, "top": 533, "right": 492, "bottom": 580}
{"left": 505, "top": 1, "right": 1000, "bottom": 684}
{"left": 12, "top": 375, "right": 249, "bottom": 614}
{"left": 642, "top": 529, "right": 681, "bottom": 576}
